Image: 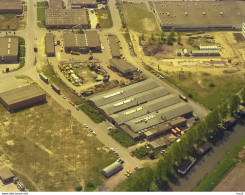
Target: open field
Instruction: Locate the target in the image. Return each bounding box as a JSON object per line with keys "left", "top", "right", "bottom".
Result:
{"left": 0, "top": 14, "right": 23, "bottom": 30}
{"left": 122, "top": 3, "right": 160, "bottom": 34}
{"left": 160, "top": 71, "right": 245, "bottom": 109}
{"left": 97, "top": 9, "right": 113, "bottom": 28}
{"left": 0, "top": 92, "right": 116, "bottom": 191}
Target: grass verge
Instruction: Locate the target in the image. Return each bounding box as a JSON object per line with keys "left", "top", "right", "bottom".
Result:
{"left": 193, "top": 135, "right": 245, "bottom": 191}
{"left": 109, "top": 129, "right": 135, "bottom": 148}
{"left": 97, "top": 8, "right": 113, "bottom": 28}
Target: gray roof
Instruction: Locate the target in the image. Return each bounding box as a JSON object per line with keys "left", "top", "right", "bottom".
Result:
{"left": 111, "top": 94, "right": 180, "bottom": 125}
{"left": 101, "top": 162, "right": 123, "bottom": 178}
{"left": 108, "top": 35, "right": 120, "bottom": 58}
{"left": 45, "top": 9, "right": 88, "bottom": 27}
{"left": 71, "top": 0, "right": 97, "bottom": 5}
{"left": 192, "top": 50, "right": 220, "bottom": 54}
{"left": 45, "top": 33, "right": 55, "bottom": 54}
{"left": 125, "top": 102, "right": 192, "bottom": 132}
{"left": 100, "top": 86, "right": 169, "bottom": 116}
{"left": 89, "top": 79, "right": 159, "bottom": 107}
{"left": 109, "top": 59, "right": 137, "bottom": 74}
{"left": 0, "top": 84, "right": 45, "bottom": 105}
{"left": 0, "top": 37, "right": 18, "bottom": 57}
{"left": 85, "top": 31, "right": 101, "bottom": 48}
{"left": 0, "top": 167, "right": 14, "bottom": 181}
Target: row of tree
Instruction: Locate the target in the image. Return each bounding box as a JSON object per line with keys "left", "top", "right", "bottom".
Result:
{"left": 126, "top": 89, "right": 244, "bottom": 191}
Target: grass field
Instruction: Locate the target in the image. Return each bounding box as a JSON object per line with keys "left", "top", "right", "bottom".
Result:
{"left": 0, "top": 14, "right": 20, "bottom": 30}
{"left": 37, "top": 1, "right": 47, "bottom": 28}
{"left": 0, "top": 92, "right": 116, "bottom": 191}
{"left": 161, "top": 71, "right": 245, "bottom": 109}
{"left": 97, "top": 9, "right": 113, "bottom": 28}
{"left": 122, "top": 4, "right": 160, "bottom": 34}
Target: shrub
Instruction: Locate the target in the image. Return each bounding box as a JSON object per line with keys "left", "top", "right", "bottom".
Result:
{"left": 109, "top": 129, "right": 135, "bottom": 147}
{"left": 75, "top": 185, "right": 82, "bottom": 191}
{"left": 209, "top": 82, "right": 215, "bottom": 87}
{"left": 132, "top": 146, "right": 149, "bottom": 159}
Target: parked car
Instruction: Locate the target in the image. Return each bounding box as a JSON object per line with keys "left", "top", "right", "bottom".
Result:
{"left": 115, "top": 152, "right": 119, "bottom": 156}
{"left": 107, "top": 127, "right": 113, "bottom": 131}
{"left": 110, "top": 148, "right": 115, "bottom": 152}
{"left": 89, "top": 128, "right": 93, "bottom": 132}
{"left": 62, "top": 95, "right": 66, "bottom": 99}
{"left": 92, "top": 131, "right": 96, "bottom": 136}
{"left": 84, "top": 124, "right": 88, "bottom": 128}
{"left": 130, "top": 153, "right": 134, "bottom": 157}
{"left": 67, "top": 109, "right": 71, "bottom": 113}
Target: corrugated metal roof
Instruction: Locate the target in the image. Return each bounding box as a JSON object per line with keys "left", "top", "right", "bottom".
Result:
{"left": 109, "top": 59, "right": 137, "bottom": 74}
{"left": 108, "top": 35, "right": 120, "bottom": 58}
{"left": 45, "top": 33, "right": 55, "bottom": 54}
{"left": 0, "top": 37, "right": 18, "bottom": 57}
{"left": 101, "top": 162, "right": 123, "bottom": 178}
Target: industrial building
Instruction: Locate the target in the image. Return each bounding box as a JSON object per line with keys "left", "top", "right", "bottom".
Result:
{"left": 0, "top": 0, "right": 22, "bottom": 14}
{"left": 191, "top": 50, "right": 220, "bottom": 56}
{"left": 152, "top": 1, "right": 245, "bottom": 31}
{"left": 70, "top": 0, "right": 98, "bottom": 8}
{"left": 101, "top": 162, "right": 123, "bottom": 178}
{"left": 199, "top": 46, "right": 218, "bottom": 50}
{"left": 63, "top": 31, "right": 101, "bottom": 53}
{"left": 108, "top": 35, "right": 121, "bottom": 58}
{"left": 45, "top": 33, "right": 55, "bottom": 56}
{"left": 89, "top": 79, "right": 193, "bottom": 140}
{"left": 45, "top": 9, "right": 90, "bottom": 29}
{"left": 0, "top": 84, "right": 46, "bottom": 112}
{"left": 109, "top": 59, "right": 137, "bottom": 78}
{"left": 49, "top": 0, "right": 63, "bottom": 9}
{"left": 0, "top": 37, "right": 18, "bottom": 64}
{"left": 0, "top": 167, "right": 14, "bottom": 184}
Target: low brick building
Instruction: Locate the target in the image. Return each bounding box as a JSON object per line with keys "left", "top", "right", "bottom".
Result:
{"left": 0, "top": 37, "right": 18, "bottom": 64}
{"left": 0, "top": 0, "right": 22, "bottom": 14}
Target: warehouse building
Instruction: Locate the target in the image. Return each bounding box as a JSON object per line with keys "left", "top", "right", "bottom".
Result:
{"left": 63, "top": 31, "right": 101, "bottom": 53}
{"left": 0, "top": 167, "right": 15, "bottom": 184}
{"left": 199, "top": 46, "right": 218, "bottom": 50}
{"left": 109, "top": 59, "right": 137, "bottom": 78}
{"left": 101, "top": 162, "right": 123, "bottom": 178}
{"left": 0, "top": 37, "right": 18, "bottom": 64}
{"left": 89, "top": 79, "right": 193, "bottom": 140}
{"left": 45, "top": 33, "right": 55, "bottom": 56}
{"left": 45, "top": 9, "right": 89, "bottom": 29}
{"left": 108, "top": 35, "right": 120, "bottom": 58}
{"left": 191, "top": 50, "right": 220, "bottom": 56}
{"left": 0, "top": 0, "right": 22, "bottom": 14}
{"left": 152, "top": 1, "right": 245, "bottom": 31}
{"left": 49, "top": 0, "right": 63, "bottom": 9}
{"left": 0, "top": 84, "right": 46, "bottom": 112}
{"left": 70, "top": 0, "right": 98, "bottom": 8}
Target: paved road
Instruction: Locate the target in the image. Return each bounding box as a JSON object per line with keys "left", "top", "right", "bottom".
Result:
{"left": 1, "top": 0, "right": 210, "bottom": 191}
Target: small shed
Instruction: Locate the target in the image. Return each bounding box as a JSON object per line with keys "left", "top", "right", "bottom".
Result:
{"left": 101, "top": 162, "right": 123, "bottom": 178}
{"left": 0, "top": 167, "right": 15, "bottom": 184}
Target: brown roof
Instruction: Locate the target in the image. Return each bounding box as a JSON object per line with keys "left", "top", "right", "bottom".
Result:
{"left": 0, "top": 37, "right": 18, "bottom": 57}
{"left": 0, "top": 84, "right": 46, "bottom": 105}
{"left": 0, "top": 0, "right": 22, "bottom": 12}
{"left": 85, "top": 31, "right": 101, "bottom": 48}
{"left": 49, "top": 0, "right": 63, "bottom": 9}
{"left": 109, "top": 59, "right": 137, "bottom": 74}
{"left": 45, "top": 33, "right": 55, "bottom": 54}
{"left": 0, "top": 167, "right": 14, "bottom": 181}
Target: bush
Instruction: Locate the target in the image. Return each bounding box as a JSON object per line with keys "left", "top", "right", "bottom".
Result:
{"left": 75, "top": 185, "right": 82, "bottom": 191}
{"left": 209, "top": 82, "right": 215, "bottom": 87}
{"left": 19, "top": 46, "right": 26, "bottom": 57}
{"left": 18, "top": 36, "right": 25, "bottom": 45}
{"left": 132, "top": 146, "right": 149, "bottom": 159}
{"left": 109, "top": 129, "right": 135, "bottom": 148}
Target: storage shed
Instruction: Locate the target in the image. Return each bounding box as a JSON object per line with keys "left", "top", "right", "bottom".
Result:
{"left": 45, "top": 33, "right": 55, "bottom": 57}
{"left": 101, "top": 162, "right": 123, "bottom": 178}
{"left": 0, "top": 167, "right": 15, "bottom": 184}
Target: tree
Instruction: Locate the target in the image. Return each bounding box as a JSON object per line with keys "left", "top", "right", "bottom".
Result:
{"left": 169, "top": 29, "right": 175, "bottom": 38}
{"left": 177, "top": 35, "right": 181, "bottom": 45}
{"left": 240, "top": 87, "right": 245, "bottom": 103}
{"left": 218, "top": 102, "right": 229, "bottom": 119}
{"left": 75, "top": 185, "right": 82, "bottom": 191}
{"left": 205, "top": 108, "right": 221, "bottom": 131}
{"left": 160, "top": 31, "right": 165, "bottom": 40}
{"left": 229, "top": 95, "right": 241, "bottom": 114}
{"left": 142, "top": 34, "right": 145, "bottom": 41}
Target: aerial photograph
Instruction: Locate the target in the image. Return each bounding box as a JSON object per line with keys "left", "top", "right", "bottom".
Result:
{"left": 0, "top": 0, "right": 245, "bottom": 193}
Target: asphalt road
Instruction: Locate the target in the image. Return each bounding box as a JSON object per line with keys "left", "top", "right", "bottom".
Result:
{"left": 1, "top": 0, "right": 210, "bottom": 191}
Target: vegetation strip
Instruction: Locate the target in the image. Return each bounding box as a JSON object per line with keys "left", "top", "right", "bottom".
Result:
{"left": 109, "top": 129, "right": 135, "bottom": 148}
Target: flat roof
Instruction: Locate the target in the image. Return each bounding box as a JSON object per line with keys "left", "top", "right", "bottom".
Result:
{"left": 153, "top": 1, "right": 245, "bottom": 29}
{"left": 49, "top": 0, "right": 63, "bottom": 9}
{"left": 108, "top": 35, "right": 120, "bottom": 57}
{"left": 109, "top": 59, "right": 137, "bottom": 74}
{"left": 0, "top": 37, "right": 18, "bottom": 57}
{"left": 0, "top": 167, "right": 14, "bottom": 181}
{"left": 0, "top": 84, "right": 45, "bottom": 105}
{"left": 45, "top": 9, "right": 88, "bottom": 26}
{"left": 85, "top": 31, "right": 101, "bottom": 48}
{"left": 71, "top": 0, "right": 97, "bottom": 5}
{"left": 45, "top": 33, "right": 55, "bottom": 54}
{"left": 0, "top": 0, "right": 22, "bottom": 11}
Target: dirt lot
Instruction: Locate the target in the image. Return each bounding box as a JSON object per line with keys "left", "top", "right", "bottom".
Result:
{"left": 213, "top": 163, "right": 245, "bottom": 191}
{"left": 0, "top": 14, "right": 26, "bottom": 30}
{"left": 0, "top": 92, "right": 116, "bottom": 191}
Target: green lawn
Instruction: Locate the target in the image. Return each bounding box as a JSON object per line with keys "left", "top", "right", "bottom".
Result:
{"left": 109, "top": 129, "right": 135, "bottom": 148}
{"left": 97, "top": 9, "right": 113, "bottom": 28}
{"left": 37, "top": 8, "right": 46, "bottom": 21}
{"left": 37, "top": 1, "right": 47, "bottom": 28}
{"left": 122, "top": 3, "right": 160, "bottom": 34}
{"left": 193, "top": 134, "right": 245, "bottom": 191}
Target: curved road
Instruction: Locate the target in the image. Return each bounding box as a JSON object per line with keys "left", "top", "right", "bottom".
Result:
{"left": 1, "top": 0, "right": 210, "bottom": 191}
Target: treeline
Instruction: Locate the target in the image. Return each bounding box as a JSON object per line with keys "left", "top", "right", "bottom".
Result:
{"left": 126, "top": 89, "right": 245, "bottom": 191}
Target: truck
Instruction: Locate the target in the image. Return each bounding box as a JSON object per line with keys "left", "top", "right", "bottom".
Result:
{"left": 171, "top": 128, "right": 178, "bottom": 136}
{"left": 179, "top": 94, "right": 188, "bottom": 102}
{"left": 197, "top": 142, "right": 212, "bottom": 156}
{"left": 51, "top": 83, "right": 61, "bottom": 94}
{"left": 70, "top": 51, "right": 80, "bottom": 55}
{"left": 39, "top": 73, "right": 49, "bottom": 84}
{"left": 178, "top": 156, "right": 197, "bottom": 175}
{"left": 175, "top": 127, "right": 181, "bottom": 134}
